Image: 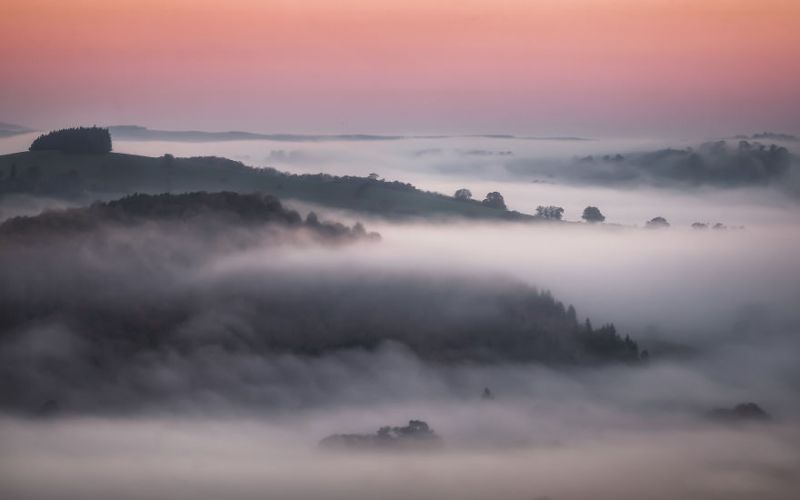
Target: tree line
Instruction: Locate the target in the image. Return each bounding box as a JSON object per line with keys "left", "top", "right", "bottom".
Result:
{"left": 452, "top": 189, "right": 740, "bottom": 228}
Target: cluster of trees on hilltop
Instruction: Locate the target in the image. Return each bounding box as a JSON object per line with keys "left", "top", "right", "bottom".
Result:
{"left": 29, "top": 126, "right": 112, "bottom": 154}
{"left": 451, "top": 188, "right": 508, "bottom": 210}
{"left": 534, "top": 205, "right": 606, "bottom": 222}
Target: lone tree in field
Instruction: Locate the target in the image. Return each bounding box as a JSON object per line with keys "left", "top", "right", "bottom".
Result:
{"left": 29, "top": 126, "right": 112, "bottom": 154}
{"left": 582, "top": 206, "right": 605, "bottom": 223}
{"left": 454, "top": 188, "right": 473, "bottom": 201}
{"left": 482, "top": 191, "right": 507, "bottom": 210}
{"left": 645, "top": 216, "right": 670, "bottom": 229}
{"left": 536, "top": 205, "right": 564, "bottom": 220}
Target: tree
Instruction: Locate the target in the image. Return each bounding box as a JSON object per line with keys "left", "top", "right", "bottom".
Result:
{"left": 536, "top": 205, "right": 564, "bottom": 220}
{"left": 367, "top": 172, "right": 380, "bottom": 181}
{"left": 162, "top": 154, "right": 175, "bottom": 193}
{"left": 567, "top": 304, "right": 577, "bottom": 324}
{"left": 645, "top": 216, "right": 670, "bottom": 229}
{"left": 691, "top": 222, "right": 708, "bottom": 230}
{"left": 482, "top": 192, "right": 507, "bottom": 210}
{"left": 454, "top": 188, "right": 472, "bottom": 201}
{"left": 582, "top": 206, "right": 605, "bottom": 223}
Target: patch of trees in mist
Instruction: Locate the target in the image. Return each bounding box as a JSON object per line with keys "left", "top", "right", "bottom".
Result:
{"left": 505, "top": 140, "right": 795, "bottom": 190}
{"left": 628, "top": 141, "right": 792, "bottom": 186}
{"left": 320, "top": 420, "right": 443, "bottom": 450}
{"left": 734, "top": 132, "right": 797, "bottom": 142}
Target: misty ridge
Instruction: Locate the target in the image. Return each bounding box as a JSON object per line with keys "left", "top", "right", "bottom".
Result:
{"left": 504, "top": 139, "right": 798, "bottom": 193}
{"left": 263, "top": 134, "right": 797, "bottom": 198}
{"left": 107, "top": 125, "right": 408, "bottom": 143}
{"left": 0, "top": 191, "right": 377, "bottom": 245}
{"left": 735, "top": 132, "right": 798, "bottom": 142}
{"left": 0, "top": 122, "right": 34, "bottom": 138}
{"left": 106, "top": 125, "right": 591, "bottom": 143}
{"left": 0, "top": 192, "right": 645, "bottom": 415}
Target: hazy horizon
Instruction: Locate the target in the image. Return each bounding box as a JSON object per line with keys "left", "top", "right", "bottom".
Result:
{"left": 3, "top": 1, "right": 800, "bottom": 136}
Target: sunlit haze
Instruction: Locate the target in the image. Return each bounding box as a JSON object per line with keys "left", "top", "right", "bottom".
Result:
{"left": 2, "top": 0, "right": 799, "bottom": 136}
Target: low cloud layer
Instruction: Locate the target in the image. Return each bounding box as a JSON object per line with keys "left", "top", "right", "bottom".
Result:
{"left": 1, "top": 201, "right": 798, "bottom": 416}
{"left": 1, "top": 134, "right": 799, "bottom": 499}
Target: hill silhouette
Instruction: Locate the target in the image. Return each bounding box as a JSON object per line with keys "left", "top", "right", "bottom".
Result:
{"left": 0, "top": 150, "right": 532, "bottom": 220}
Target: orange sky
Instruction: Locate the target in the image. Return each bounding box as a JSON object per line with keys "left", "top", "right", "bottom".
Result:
{"left": 1, "top": 0, "right": 799, "bottom": 135}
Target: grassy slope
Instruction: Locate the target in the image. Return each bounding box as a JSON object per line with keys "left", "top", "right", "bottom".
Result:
{"left": 0, "top": 151, "right": 532, "bottom": 220}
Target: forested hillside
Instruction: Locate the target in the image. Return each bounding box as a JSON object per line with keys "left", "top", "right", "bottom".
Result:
{"left": 0, "top": 192, "right": 639, "bottom": 413}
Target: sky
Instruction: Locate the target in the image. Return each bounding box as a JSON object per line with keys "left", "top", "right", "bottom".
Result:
{"left": 1, "top": 0, "right": 799, "bottom": 136}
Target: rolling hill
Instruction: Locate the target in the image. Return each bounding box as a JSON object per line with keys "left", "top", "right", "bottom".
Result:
{"left": 0, "top": 150, "right": 532, "bottom": 220}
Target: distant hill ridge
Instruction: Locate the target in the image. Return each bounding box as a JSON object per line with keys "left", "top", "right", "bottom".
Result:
{"left": 109, "top": 125, "right": 405, "bottom": 142}
{"left": 0, "top": 149, "right": 534, "bottom": 220}
{"left": 108, "top": 125, "right": 590, "bottom": 143}
{"left": 0, "top": 122, "right": 34, "bottom": 138}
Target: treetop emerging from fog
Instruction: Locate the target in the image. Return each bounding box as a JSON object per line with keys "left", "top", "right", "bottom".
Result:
{"left": 30, "top": 127, "right": 112, "bottom": 154}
